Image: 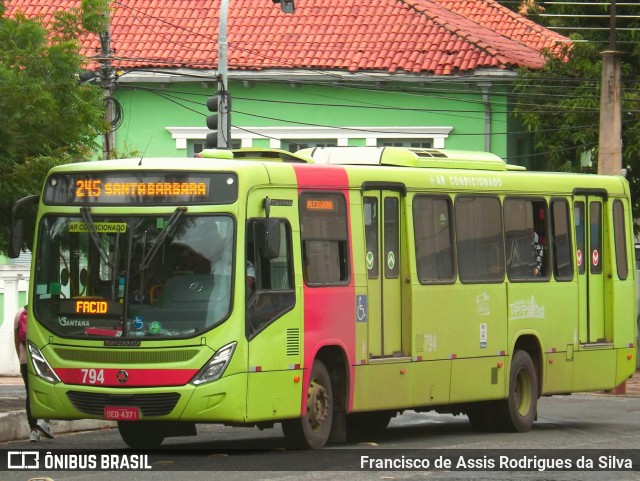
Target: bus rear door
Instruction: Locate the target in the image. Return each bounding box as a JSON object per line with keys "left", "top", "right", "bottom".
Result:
{"left": 363, "top": 189, "right": 403, "bottom": 358}
{"left": 574, "top": 194, "right": 605, "bottom": 344}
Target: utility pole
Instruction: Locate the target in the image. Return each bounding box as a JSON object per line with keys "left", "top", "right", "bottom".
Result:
{"left": 205, "top": 1, "right": 295, "bottom": 149}
{"left": 98, "top": 6, "right": 116, "bottom": 159}
{"left": 598, "top": 0, "right": 622, "bottom": 175}
{"left": 217, "top": 0, "right": 230, "bottom": 149}
{"left": 205, "top": 0, "right": 231, "bottom": 150}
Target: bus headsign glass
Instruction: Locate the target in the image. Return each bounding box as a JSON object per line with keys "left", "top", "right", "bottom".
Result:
{"left": 43, "top": 172, "right": 238, "bottom": 205}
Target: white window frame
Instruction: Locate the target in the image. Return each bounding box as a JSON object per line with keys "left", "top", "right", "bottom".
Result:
{"left": 166, "top": 126, "right": 452, "bottom": 150}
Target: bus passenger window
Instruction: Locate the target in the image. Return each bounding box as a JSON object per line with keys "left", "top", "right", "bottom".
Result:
{"left": 456, "top": 196, "right": 504, "bottom": 283}
{"left": 299, "top": 192, "right": 349, "bottom": 285}
{"left": 613, "top": 200, "right": 629, "bottom": 280}
{"left": 505, "top": 198, "right": 548, "bottom": 281}
{"left": 413, "top": 195, "right": 455, "bottom": 283}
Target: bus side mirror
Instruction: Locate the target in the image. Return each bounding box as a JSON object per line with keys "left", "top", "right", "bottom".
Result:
{"left": 264, "top": 218, "right": 281, "bottom": 259}
{"left": 9, "top": 195, "right": 39, "bottom": 259}
{"left": 8, "top": 218, "right": 24, "bottom": 259}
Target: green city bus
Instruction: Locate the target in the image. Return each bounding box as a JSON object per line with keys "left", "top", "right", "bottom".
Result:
{"left": 9, "top": 146, "right": 637, "bottom": 449}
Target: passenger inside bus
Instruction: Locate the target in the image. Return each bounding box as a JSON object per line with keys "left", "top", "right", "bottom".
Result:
{"left": 532, "top": 231, "right": 544, "bottom": 276}
{"left": 505, "top": 199, "right": 547, "bottom": 280}
{"left": 246, "top": 260, "right": 256, "bottom": 295}
{"left": 532, "top": 209, "right": 546, "bottom": 276}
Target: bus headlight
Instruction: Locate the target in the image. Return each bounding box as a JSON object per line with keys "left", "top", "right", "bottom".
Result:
{"left": 27, "top": 342, "right": 61, "bottom": 384}
{"left": 191, "top": 342, "right": 237, "bottom": 385}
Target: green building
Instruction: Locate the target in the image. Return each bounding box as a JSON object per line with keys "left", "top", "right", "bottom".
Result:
{"left": 6, "top": 0, "right": 568, "bottom": 167}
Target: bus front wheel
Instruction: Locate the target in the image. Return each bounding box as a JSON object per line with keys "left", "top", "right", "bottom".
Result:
{"left": 118, "top": 421, "right": 165, "bottom": 448}
{"left": 496, "top": 350, "right": 538, "bottom": 432}
{"left": 282, "top": 360, "right": 333, "bottom": 449}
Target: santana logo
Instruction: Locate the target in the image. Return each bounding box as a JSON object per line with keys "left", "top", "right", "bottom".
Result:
{"left": 58, "top": 317, "right": 90, "bottom": 327}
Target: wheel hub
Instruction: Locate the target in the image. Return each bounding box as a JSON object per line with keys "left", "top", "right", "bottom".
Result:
{"left": 306, "top": 379, "right": 329, "bottom": 429}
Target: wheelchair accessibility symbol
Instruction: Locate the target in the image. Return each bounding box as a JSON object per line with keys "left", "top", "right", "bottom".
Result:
{"left": 356, "top": 295, "right": 367, "bottom": 323}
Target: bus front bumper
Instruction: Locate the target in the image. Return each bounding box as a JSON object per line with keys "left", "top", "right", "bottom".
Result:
{"left": 28, "top": 371, "right": 249, "bottom": 423}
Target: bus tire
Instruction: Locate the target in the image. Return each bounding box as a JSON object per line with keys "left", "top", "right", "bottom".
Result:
{"left": 496, "top": 350, "right": 538, "bottom": 432}
{"left": 282, "top": 360, "right": 333, "bottom": 449}
{"left": 118, "top": 421, "right": 165, "bottom": 448}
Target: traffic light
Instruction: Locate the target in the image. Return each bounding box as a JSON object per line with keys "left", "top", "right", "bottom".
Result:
{"left": 205, "top": 95, "right": 219, "bottom": 148}
{"left": 272, "top": 0, "right": 295, "bottom": 14}
{"left": 205, "top": 91, "right": 231, "bottom": 149}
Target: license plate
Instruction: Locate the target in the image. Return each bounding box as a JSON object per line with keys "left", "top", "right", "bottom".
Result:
{"left": 104, "top": 406, "right": 140, "bottom": 421}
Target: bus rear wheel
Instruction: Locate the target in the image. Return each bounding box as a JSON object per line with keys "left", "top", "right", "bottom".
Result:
{"left": 495, "top": 350, "right": 538, "bottom": 432}
{"left": 118, "top": 421, "right": 165, "bottom": 448}
{"left": 282, "top": 360, "right": 333, "bottom": 449}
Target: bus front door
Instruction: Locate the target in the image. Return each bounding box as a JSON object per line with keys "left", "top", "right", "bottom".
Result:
{"left": 575, "top": 195, "right": 605, "bottom": 344}
{"left": 363, "top": 191, "right": 403, "bottom": 358}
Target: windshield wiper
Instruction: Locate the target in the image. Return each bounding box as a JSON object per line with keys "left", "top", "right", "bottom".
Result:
{"left": 139, "top": 207, "right": 187, "bottom": 271}
{"left": 80, "top": 207, "right": 111, "bottom": 267}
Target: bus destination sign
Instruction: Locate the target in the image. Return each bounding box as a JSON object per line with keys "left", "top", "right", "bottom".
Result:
{"left": 58, "top": 299, "right": 124, "bottom": 317}
{"left": 43, "top": 172, "right": 238, "bottom": 205}
{"left": 305, "top": 198, "right": 336, "bottom": 211}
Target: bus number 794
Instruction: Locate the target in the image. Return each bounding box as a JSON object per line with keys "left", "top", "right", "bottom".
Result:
{"left": 81, "top": 368, "right": 105, "bottom": 385}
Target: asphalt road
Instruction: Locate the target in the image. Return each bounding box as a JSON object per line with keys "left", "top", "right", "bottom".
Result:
{"left": 1, "top": 393, "right": 640, "bottom": 481}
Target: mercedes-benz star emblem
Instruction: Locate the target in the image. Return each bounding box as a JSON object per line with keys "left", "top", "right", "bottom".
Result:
{"left": 116, "top": 370, "right": 129, "bottom": 384}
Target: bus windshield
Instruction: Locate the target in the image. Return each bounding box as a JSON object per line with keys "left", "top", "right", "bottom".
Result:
{"left": 33, "top": 213, "right": 235, "bottom": 339}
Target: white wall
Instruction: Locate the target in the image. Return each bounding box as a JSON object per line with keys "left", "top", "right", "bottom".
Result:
{"left": 0, "top": 265, "right": 29, "bottom": 376}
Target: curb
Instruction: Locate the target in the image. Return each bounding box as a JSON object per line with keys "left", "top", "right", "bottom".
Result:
{"left": 0, "top": 411, "right": 115, "bottom": 444}
{"left": 0, "top": 377, "right": 114, "bottom": 444}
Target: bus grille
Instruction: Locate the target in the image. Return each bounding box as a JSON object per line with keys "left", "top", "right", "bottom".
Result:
{"left": 66, "top": 391, "right": 180, "bottom": 417}
{"left": 54, "top": 348, "right": 199, "bottom": 364}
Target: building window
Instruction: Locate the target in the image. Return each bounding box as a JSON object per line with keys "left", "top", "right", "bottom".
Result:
{"left": 283, "top": 140, "right": 337, "bottom": 153}
{"left": 166, "top": 126, "right": 451, "bottom": 151}
{"left": 377, "top": 139, "right": 433, "bottom": 149}
{"left": 188, "top": 140, "right": 241, "bottom": 157}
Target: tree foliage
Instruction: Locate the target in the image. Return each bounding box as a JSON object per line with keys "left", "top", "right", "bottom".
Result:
{"left": 0, "top": 0, "right": 109, "bottom": 254}
{"left": 502, "top": 0, "right": 640, "bottom": 222}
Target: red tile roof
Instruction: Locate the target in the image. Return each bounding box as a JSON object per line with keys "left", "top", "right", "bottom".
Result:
{"left": 430, "top": 0, "right": 567, "bottom": 52}
{"left": 5, "top": 0, "right": 568, "bottom": 75}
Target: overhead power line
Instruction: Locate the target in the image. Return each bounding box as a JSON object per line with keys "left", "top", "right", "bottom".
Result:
{"left": 102, "top": 0, "right": 639, "bottom": 165}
